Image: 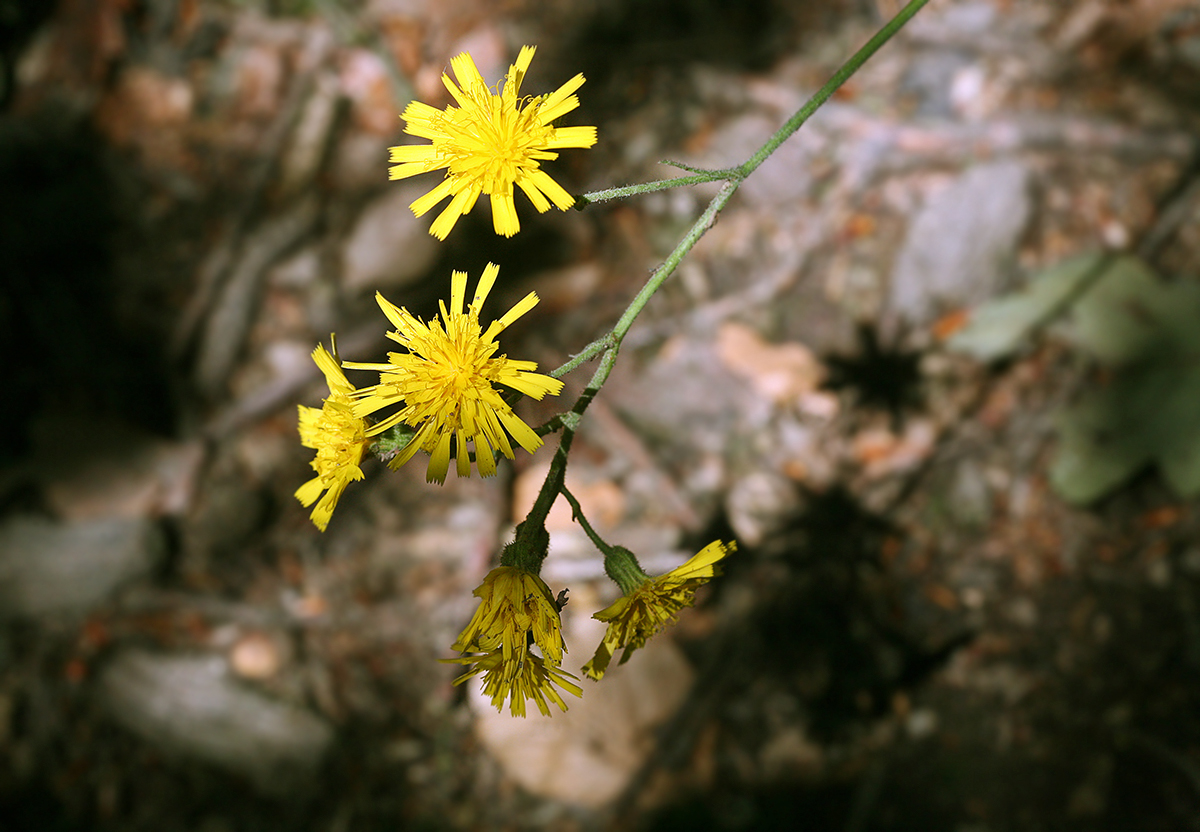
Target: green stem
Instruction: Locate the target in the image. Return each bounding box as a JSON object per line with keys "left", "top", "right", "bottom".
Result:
{"left": 550, "top": 333, "right": 615, "bottom": 379}
{"left": 610, "top": 180, "right": 737, "bottom": 345}
{"left": 578, "top": 169, "right": 736, "bottom": 206}
{"left": 555, "top": 0, "right": 929, "bottom": 378}
{"left": 575, "top": 0, "right": 928, "bottom": 208}
{"left": 559, "top": 485, "right": 614, "bottom": 555}
{"left": 521, "top": 347, "right": 618, "bottom": 544}
{"left": 738, "top": 0, "right": 929, "bottom": 179}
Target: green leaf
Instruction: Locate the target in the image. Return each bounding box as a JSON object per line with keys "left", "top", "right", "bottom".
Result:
{"left": 947, "top": 252, "right": 1107, "bottom": 362}
{"left": 1050, "top": 371, "right": 1159, "bottom": 504}
{"left": 1065, "top": 255, "right": 1194, "bottom": 364}
{"left": 945, "top": 248, "right": 1200, "bottom": 503}
{"left": 1154, "top": 364, "right": 1200, "bottom": 497}
{"left": 1050, "top": 261, "right": 1200, "bottom": 503}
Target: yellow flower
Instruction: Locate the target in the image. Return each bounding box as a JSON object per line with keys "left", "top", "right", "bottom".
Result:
{"left": 389, "top": 45, "right": 597, "bottom": 240}
{"left": 295, "top": 342, "right": 372, "bottom": 532}
{"left": 444, "top": 565, "right": 578, "bottom": 717}
{"left": 445, "top": 650, "right": 582, "bottom": 718}
{"left": 451, "top": 566, "right": 566, "bottom": 667}
{"left": 346, "top": 263, "right": 563, "bottom": 484}
{"left": 582, "top": 541, "right": 736, "bottom": 681}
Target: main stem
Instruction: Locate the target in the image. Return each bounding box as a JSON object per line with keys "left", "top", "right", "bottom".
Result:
{"left": 527, "top": 0, "right": 930, "bottom": 567}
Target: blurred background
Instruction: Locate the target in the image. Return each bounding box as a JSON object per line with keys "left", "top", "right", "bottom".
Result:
{"left": 3, "top": 0, "right": 1200, "bottom": 829}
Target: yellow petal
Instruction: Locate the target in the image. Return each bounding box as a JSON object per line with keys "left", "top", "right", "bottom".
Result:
{"left": 547, "top": 125, "right": 598, "bottom": 150}
{"left": 472, "top": 262, "right": 501, "bottom": 312}
{"left": 537, "top": 73, "right": 586, "bottom": 124}
{"left": 525, "top": 168, "right": 576, "bottom": 210}
{"left": 428, "top": 430, "right": 453, "bottom": 483}
{"left": 516, "top": 176, "right": 552, "bottom": 213}
{"left": 490, "top": 192, "right": 521, "bottom": 237}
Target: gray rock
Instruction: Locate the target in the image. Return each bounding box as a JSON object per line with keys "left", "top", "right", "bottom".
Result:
{"left": 0, "top": 515, "right": 164, "bottom": 619}
{"left": 342, "top": 183, "right": 440, "bottom": 293}
{"left": 888, "top": 159, "right": 1034, "bottom": 327}
{"left": 611, "top": 339, "right": 754, "bottom": 458}
{"left": 98, "top": 650, "right": 333, "bottom": 794}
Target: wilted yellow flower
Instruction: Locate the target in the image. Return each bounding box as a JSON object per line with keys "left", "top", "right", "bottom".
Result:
{"left": 445, "top": 650, "right": 582, "bottom": 718}
{"left": 451, "top": 566, "right": 566, "bottom": 667}
{"left": 346, "top": 263, "right": 563, "bottom": 484}
{"left": 295, "top": 342, "right": 372, "bottom": 532}
{"left": 444, "top": 565, "right": 577, "bottom": 717}
{"left": 389, "top": 45, "right": 597, "bottom": 240}
{"left": 582, "top": 541, "right": 735, "bottom": 681}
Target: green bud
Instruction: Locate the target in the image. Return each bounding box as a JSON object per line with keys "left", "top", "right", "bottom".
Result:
{"left": 603, "top": 546, "right": 650, "bottom": 596}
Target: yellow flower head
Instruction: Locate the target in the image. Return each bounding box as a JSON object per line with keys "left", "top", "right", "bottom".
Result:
{"left": 347, "top": 263, "right": 563, "bottom": 484}
{"left": 445, "top": 649, "right": 582, "bottom": 718}
{"left": 389, "top": 45, "right": 597, "bottom": 240}
{"left": 582, "top": 541, "right": 736, "bottom": 681}
{"left": 451, "top": 566, "right": 566, "bottom": 667}
{"left": 444, "top": 565, "right": 577, "bottom": 717}
{"left": 295, "top": 342, "right": 372, "bottom": 532}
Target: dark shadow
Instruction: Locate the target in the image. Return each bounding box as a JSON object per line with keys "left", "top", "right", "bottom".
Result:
{"left": 0, "top": 109, "right": 173, "bottom": 466}
{"left": 823, "top": 324, "right": 924, "bottom": 428}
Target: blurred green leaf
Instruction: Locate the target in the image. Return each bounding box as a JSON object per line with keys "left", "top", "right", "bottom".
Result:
{"left": 1066, "top": 255, "right": 1189, "bottom": 364}
{"left": 1154, "top": 362, "right": 1200, "bottom": 496}
{"left": 947, "top": 252, "right": 1107, "bottom": 362}
{"left": 1051, "top": 260, "right": 1200, "bottom": 503}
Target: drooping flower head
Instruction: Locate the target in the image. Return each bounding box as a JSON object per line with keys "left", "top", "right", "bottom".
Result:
{"left": 389, "top": 45, "right": 597, "bottom": 240}
{"left": 444, "top": 649, "right": 582, "bottom": 718}
{"left": 346, "top": 263, "right": 563, "bottom": 484}
{"left": 451, "top": 565, "right": 566, "bottom": 666}
{"left": 582, "top": 541, "right": 736, "bottom": 681}
{"left": 444, "top": 565, "right": 577, "bottom": 717}
{"left": 295, "top": 341, "right": 372, "bottom": 531}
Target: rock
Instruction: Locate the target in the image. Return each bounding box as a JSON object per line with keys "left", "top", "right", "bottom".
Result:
{"left": 0, "top": 515, "right": 164, "bottom": 619}
{"left": 269, "top": 245, "right": 321, "bottom": 289}
{"left": 759, "top": 726, "right": 825, "bottom": 779}
{"left": 98, "top": 650, "right": 333, "bottom": 794}
{"left": 715, "top": 322, "right": 824, "bottom": 406}
{"left": 888, "top": 159, "right": 1034, "bottom": 328}
{"left": 180, "top": 457, "right": 266, "bottom": 570}
{"left": 277, "top": 71, "right": 340, "bottom": 199}
{"left": 329, "top": 130, "right": 392, "bottom": 192}
{"left": 946, "top": 460, "right": 993, "bottom": 529}
{"left": 697, "top": 112, "right": 823, "bottom": 207}
{"left": 341, "top": 183, "right": 440, "bottom": 293}
{"left": 32, "top": 418, "right": 204, "bottom": 521}
{"left": 229, "top": 631, "right": 289, "bottom": 680}
{"left": 612, "top": 335, "right": 756, "bottom": 458}
{"left": 469, "top": 584, "right": 694, "bottom": 808}
{"left": 338, "top": 47, "right": 400, "bottom": 136}
{"left": 725, "top": 471, "right": 800, "bottom": 546}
